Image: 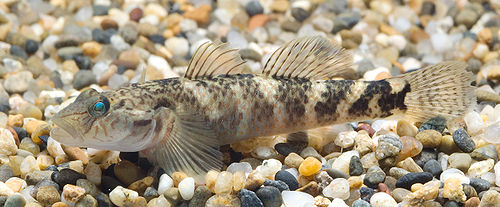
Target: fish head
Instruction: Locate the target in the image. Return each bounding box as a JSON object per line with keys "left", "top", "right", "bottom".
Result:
{"left": 50, "top": 88, "right": 159, "bottom": 152}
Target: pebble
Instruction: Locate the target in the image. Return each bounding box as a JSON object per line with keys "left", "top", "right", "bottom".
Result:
{"left": 36, "top": 185, "right": 60, "bottom": 206}
{"left": 284, "top": 153, "right": 304, "bottom": 168}
{"left": 471, "top": 145, "right": 498, "bottom": 162}
{"left": 370, "top": 192, "right": 397, "bottom": 207}
{"left": 281, "top": 191, "right": 314, "bottom": 207}
{"left": 298, "top": 157, "right": 322, "bottom": 176}
{"left": 109, "top": 186, "right": 138, "bottom": 207}
{"left": 395, "top": 172, "right": 433, "bottom": 190}
{"left": 0, "top": 128, "right": 17, "bottom": 156}
{"left": 275, "top": 170, "right": 299, "bottom": 191}
{"left": 214, "top": 171, "right": 232, "bottom": 194}
{"left": 188, "top": 186, "right": 211, "bottom": 207}
{"left": 178, "top": 177, "right": 194, "bottom": 200}
{"left": 245, "top": 1, "right": 264, "bottom": 17}
{"left": 62, "top": 184, "right": 85, "bottom": 204}
{"left": 114, "top": 160, "right": 145, "bottom": 186}
{"left": 415, "top": 130, "right": 442, "bottom": 148}
{"left": 264, "top": 179, "right": 289, "bottom": 192}
{"left": 3, "top": 71, "right": 33, "bottom": 94}
{"left": 441, "top": 168, "right": 470, "bottom": 184}
{"left": 205, "top": 194, "right": 240, "bottom": 207}
{"left": 398, "top": 136, "right": 423, "bottom": 162}
{"left": 443, "top": 177, "right": 467, "bottom": 202}
{"left": 4, "top": 194, "right": 25, "bottom": 207}
{"left": 256, "top": 186, "right": 282, "bottom": 207}
{"left": 349, "top": 155, "right": 364, "bottom": 176}
{"left": 452, "top": 128, "right": 475, "bottom": 153}
{"left": 468, "top": 159, "right": 494, "bottom": 178}
{"left": 75, "top": 194, "right": 98, "bottom": 207}
{"left": 423, "top": 159, "right": 442, "bottom": 177}
{"left": 259, "top": 159, "right": 282, "bottom": 178}
{"left": 73, "top": 70, "right": 97, "bottom": 90}
{"left": 322, "top": 178, "right": 350, "bottom": 199}
{"left": 363, "top": 166, "right": 386, "bottom": 189}
{"left": 375, "top": 135, "right": 402, "bottom": 167}
{"left": 238, "top": 189, "right": 263, "bottom": 207}
{"left": 448, "top": 153, "right": 472, "bottom": 172}
{"left": 52, "top": 168, "right": 86, "bottom": 187}
{"left": 332, "top": 151, "right": 359, "bottom": 175}
{"left": 0, "top": 165, "right": 14, "bottom": 182}
{"left": 469, "top": 178, "right": 490, "bottom": 193}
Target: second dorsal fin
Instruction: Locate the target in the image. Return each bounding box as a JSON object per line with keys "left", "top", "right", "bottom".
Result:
{"left": 184, "top": 40, "right": 248, "bottom": 79}
{"left": 262, "top": 36, "right": 352, "bottom": 80}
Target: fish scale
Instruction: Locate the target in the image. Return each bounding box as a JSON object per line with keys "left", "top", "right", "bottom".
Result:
{"left": 50, "top": 36, "right": 475, "bottom": 179}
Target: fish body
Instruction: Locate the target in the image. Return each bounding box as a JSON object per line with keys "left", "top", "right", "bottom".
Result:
{"left": 51, "top": 36, "right": 475, "bottom": 178}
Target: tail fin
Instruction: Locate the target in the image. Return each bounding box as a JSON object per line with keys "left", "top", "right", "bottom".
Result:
{"left": 401, "top": 61, "right": 476, "bottom": 121}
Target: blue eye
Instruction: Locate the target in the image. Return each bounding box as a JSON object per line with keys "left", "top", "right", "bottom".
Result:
{"left": 94, "top": 102, "right": 105, "bottom": 111}
{"left": 89, "top": 98, "right": 110, "bottom": 117}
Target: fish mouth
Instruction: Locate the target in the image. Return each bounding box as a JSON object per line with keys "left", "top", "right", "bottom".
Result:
{"left": 50, "top": 117, "right": 84, "bottom": 146}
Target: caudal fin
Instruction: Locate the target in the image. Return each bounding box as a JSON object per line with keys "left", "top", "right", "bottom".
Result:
{"left": 401, "top": 61, "right": 476, "bottom": 121}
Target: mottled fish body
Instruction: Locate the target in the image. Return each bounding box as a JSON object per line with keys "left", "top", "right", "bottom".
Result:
{"left": 50, "top": 37, "right": 475, "bottom": 178}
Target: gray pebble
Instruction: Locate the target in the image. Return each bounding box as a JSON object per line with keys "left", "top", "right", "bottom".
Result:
{"left": 256, "top": 186, "right": 282, "bottom": 207}
{"left": 75, "top": 194, "right": 98, "bottom": 207}
{"left": 453, "top": 128, "right": 475, "bottom": 153}
{"left": 423, "top": 159, "right": 442, "bottom": 177}
{"left": 73, "top": 70, "right": 97, "bottom": 90}
{"left": 352, "top": 199, "right": 370, "bottom": 207}
{"left": 418, "top": 116, "right": 447, "bottom": 133}
{"left": 76, "top": 179, "right": 100, "bottom": 197}
{"left": 471, "top": 144, "right": 498, "bottom": 162}
{"left": 349, "top": 155, "right": 363, "bottom": 176}
{"left": 470, "top": 178, "right": 490, "bottom": 193}
{"left": 245, "top": 1, "right": 263, "bottom": 17}
{"left": 3, "top": 194, "right": 25, "bottom": 207}
{"left": 264, "top": 179, "right": 289, "bottom": 192}
{"left": 325, "top": 168, "right": 349, "bottom": 179}
{"left": 0, "top": 165, "right": 14, "bottom": 182}
{"left": 239, "top": 189, "right": 264, "bottom": 207}
{"left": 188, "top": 186, "right": 212, "bottom": 207}
{"left": 363, "top": 166, "right": 386, "bottom": 189}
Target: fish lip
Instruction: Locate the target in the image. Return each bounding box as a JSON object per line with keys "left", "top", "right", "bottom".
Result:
{"left": 50, "top": 116, "right": 84, "bottom": 142}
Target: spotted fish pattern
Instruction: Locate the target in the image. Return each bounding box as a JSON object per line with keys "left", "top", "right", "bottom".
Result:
{"left": 50, "top": 37, "right": 475, "bottom": 179}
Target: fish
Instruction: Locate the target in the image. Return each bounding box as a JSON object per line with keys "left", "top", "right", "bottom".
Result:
{"left": 50, "top": 36, "right": 476, "bottom": 179}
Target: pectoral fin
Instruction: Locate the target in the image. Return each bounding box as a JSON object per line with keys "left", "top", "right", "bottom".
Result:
{"left": 149, "top": 107, "right": 222, "bottom": 180}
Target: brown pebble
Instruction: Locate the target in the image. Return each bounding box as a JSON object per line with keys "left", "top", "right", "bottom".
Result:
{"left": 133, "top": 196, "right": 147, "bottom": 207}
{"left": 378, "top": 183, "right": 390, "bottom": 194}
{"left": 61, "top": 145, "right": 89, "bottom": 165}
{"left": 297, "top": 181, "right": 320, "bottom": 196}
{"left": 184, "top": 5, "right": 211, "bottom": 25}
{"left": 101, "top": 19, "right": 118, "bottom": 30}
{"left": 51, "top": 202, "right": 69, "bottom": 207}
{"left": 248, "top": 14, "right": 269, "bottom": 31}
{"left": 6, "top": 126, "right": 20, "bottom": 146}
{"left": 128, "top": 176, "right": 154, "bottom": 195}
{"left": 7, "top": 114, "right": 23, "bottom": 127}
{"left": 398, "top": 136, "right": 423, "bottom": 162}
{"left": 357, "top": 123, "right": 375, "bottom": 137}
{"left": 129, "top": 8, "right": 143, "bottom": 22}
{"left": 30, "top": 123, "right": 51, "bottom": 145}
{"left": 114, "top": 160, "right": 145, "bottom": 186}
{"left": 245, "top": 171, "right": 265, "bottom": 191}
{"left": 464, "top": 197, "right": 480, "bottom": 207}
{"left": 172, "top": 171, "right": 188, "bottom": 187}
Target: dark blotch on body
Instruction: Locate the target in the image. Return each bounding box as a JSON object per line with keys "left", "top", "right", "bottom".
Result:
{"left": 314, "top": 80, "right": 353, "bottom": 123}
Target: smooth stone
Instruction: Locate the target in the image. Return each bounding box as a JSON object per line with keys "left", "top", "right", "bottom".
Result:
{"left": 395, "top": 172, "right": 433, "bottom": 190}
{"left": 164, "top": 187, "right": 182, "bottom": 206}
{"left": 389, "top": 167, "right": 410, "bottom": 180}
{"left": 463, "top": 184, "right": 477, "bottom": 199}
{"left": 264, "top": 179, "right": 289, "bottom": 192}
{"left": 423, "top": 159, "right": 442, "bottom": 177}
{"left": 238, "top": 189, "right": 263, "bottom": 207}
{"left": 275, "top": 142, "right": 307, "bottom": 157}
{"left": 114, "top": 160, "right": 145, "bottom": 186}
{"left": 284, "top": 153, "right": 304, "bottom": 168}
{"left": 478, "top": 190, "right": 500, "bottom": 206}
{"left": 370, "top": 192, "right": 397, "bottom": 207}
{"left": 418, "top": 116, "right": 447, "bottom": 133}
{"left": 62, "top": 184, "right": 85, "bottom": 204}
{"left": 448, "top": 153, "right": 472, "bottom": 172}
{"left": 392, "top": 188, "right": 411, "bottom": 203}
{"left": 52, "top": 169, "right": 86, "bottom": 188}
{"left": 10, "top": 45, "right": 27, "bottom": 59}
{"left": 0, "top": 165, "right": 14, "bottom": 182}
{"left": 415, "top": 130, "right": 442, "bottom": 148}
{"left": 452, "top": 128, "right": 475, "bottom": 153}
{"left": 363, "top": 166, "right": 386, "bottom": 189}
{"left": 325, "top": 168, "right": 349, "bottom": 179}
{"left": 95, "top": 192, "right": 112, "bottom": 207}
{"left": 178, "top": 177, "right": 194, "bottom": 200}
{"left": 414, "top": 148, "right": 437, "bottom": 168}
{"left": 157, "top": 173, "right": 173, "bottom": 195}
{"left": 188, "top": 186, "right": 211, "bottom": 207}
{"left": 245, "top": 1, "right": 263, "bottom": 16}
{"left": 469, "top": 178, "right": 490, "bottom": 193}
{"left": 352, "top": 199, "right": 370, "bottom": 207}
{"left": 4, "top": 194, "right": 25, "bottom": 207}
{"left": 76, "top": 179, "right": 99, "bottom": 197}
{"left": 109, "top": 186, "right": 138, "bottom": 207}
{"left": 36, "top": 185, "right": 60, "bottom": 206}
{"left": 398, "top": 136, "right": 423, "bottom": 161}
{"left": 281, "top": 191, "right": 314, "bottom": 207}
{"left": 331, "top": 151, "right": 359, "bottom": 175}
{"left": 143, "top": 187, "right": 159, "bottom": 201}
{"left": 471, "top": 145, "right": 498, "bottom": 162}
{"left": 441, "top": 168, "right": 470, "bottom": 184}
{"left": 256, "top": 186, "right": 282, "bottom": 207}
{"left": 298, "top": 157, "right": 322, "bottom": 176}
{"left": 322, "top": 178, "right": 350, "bottom": 199}
{"left": 443, "top": 177, "right": 467, "bottom": 202}
{"left": 205, "top": 194, "right": 241, "bottom": 207}
{"left": 3, "top": 71, "right": 33, "bottom": 94}
{"left": 359, "top": 187, "right": 375, "bottom": 201}
{"left": 275, "top": 170, "right": 299, "bottom": 191}
{"left": 25, "top": 39, "right": 39, "bottom": 54}
{"left": 348, "top": 155, "right": 363, "bottom": 177}
{"left": 468, "top": 159, "right": 494, "bottom": 178}
{"left": 72, "top": 70, "right": 97, "bottom": 90}
{"left": 75, "top": 194, "right": 98, "bottom": 207}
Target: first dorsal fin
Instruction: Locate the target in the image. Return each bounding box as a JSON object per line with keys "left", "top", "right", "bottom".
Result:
{"left": 184, "top": 40, "right": 248, "bottom": 79}
{"left": 262, "top": 36, "right": 352, "bottom": 80}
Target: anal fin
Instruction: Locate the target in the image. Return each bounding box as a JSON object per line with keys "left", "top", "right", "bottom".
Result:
{"left": 147, "top": 107, "right": 222, "bottom": 181}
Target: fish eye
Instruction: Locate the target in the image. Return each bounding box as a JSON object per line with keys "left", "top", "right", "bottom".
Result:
{"left": 88, "top": 97, "right": 110, "bottom": 117}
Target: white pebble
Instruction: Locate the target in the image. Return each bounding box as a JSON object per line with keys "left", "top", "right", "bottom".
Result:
{"left": 388, "top": 35, "right": 407, "bottom": 50}
{"left": 214, "top": 172, "right": 233, "bottom": 194}
{"left": 430, "top": 33, "right": 452, "bottom": 53}
{"left": 322, "top": 178, "right": 350, "bottom": 199}
{"left": 252, "top": 146, "right": 277, "bottom": 159}
{"left": 111, "top": 35, "right": 131, "bottom": 51}
{"left": 441, "top": 168, "right": 470, "bottom": 184}
{"left": 464, "top": 111, "right": 484, "bottom": 135}
{"left": 484, "top": 122, "right": 500, "bottom": 144}
{"left": 20, "top": 156, "right": 39, "bottom": 177}
{"left": 494, "top": 161, "right": 500, "bottom": 187}
{"left": 226, "top": 162, "right": 252, "bottom": 177}
{"left": 331, "top": 151, "right": 359, "bottom": 175}
{"left": 281, "top": 191, "right": 314, "bottom": 207}
{"left": 0, "top": 181, "right": 14, "bottom": 196}
{"left": 335, "top": 131, "right": 357, "bottom": 148}
{"left": 179, "top": 19, "right": 198, "bottom": 33}
{"left": 401, "top": 57, "right": 422, "bottom": 72}
{"left": 370, "top": 192, "right": 397, "bottom": 207}
{"left": 109, "top": 186, "right": 138, "bottom": 207}
{"left": 329, "top": 198, "right": 349, "bottom": 207}
{"left": 0, "top": 128, "right": 16, "bottom": 156}
{"left": 108, "top": 74, "right": 128, "bottom": 90}
{"left": 482, "top": 172, "right": 496, "bottom": 186}
{"left": 227, "top": 30, "right": 248, "bottom": 50}
{"left": 178, "top": 177, "right": 195, "bottom": 200}
{"left": 468, "top": 159, "right": 494, "bottom": 178}
{"left": 259, "top": 159, "right": 282, "bottom": 178}
{"left": 165, "top": 37, "right": 189, "bottom": 57}
{"left": 473, "top": 43, "right": 489, "bottom": 59}
{"left": 157, "top": 174, "right": 173, "bottom": 195}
